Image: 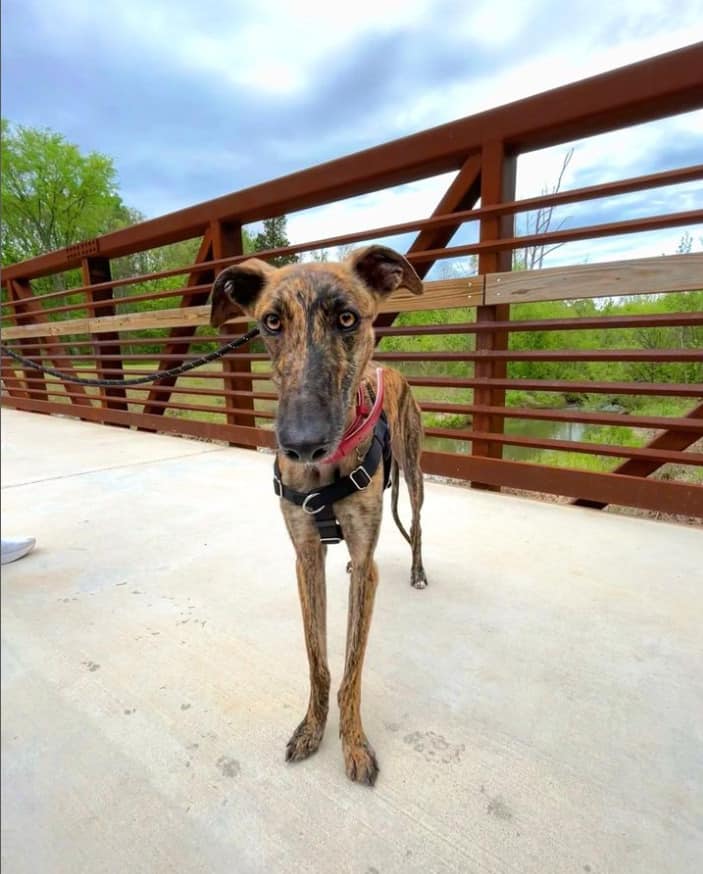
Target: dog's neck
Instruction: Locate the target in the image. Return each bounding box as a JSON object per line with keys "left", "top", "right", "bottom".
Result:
{"left": 321, "top": 368, "right": 385, "bottom": 465}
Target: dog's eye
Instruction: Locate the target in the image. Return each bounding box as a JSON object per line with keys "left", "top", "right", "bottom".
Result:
{"left": 263, "top": 313, "right": 282, "bottom": 333}
{"left": 338, "top": 311, "right": 359, "bottom": 331}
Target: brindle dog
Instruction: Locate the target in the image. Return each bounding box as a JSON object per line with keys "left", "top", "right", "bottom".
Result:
{"left": 210, "top": 245, "right": 428, "bottom": 786}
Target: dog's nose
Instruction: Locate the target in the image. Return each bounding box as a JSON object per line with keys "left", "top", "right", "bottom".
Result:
{"left": 277, "top": 424, "right": 333, "bottom": 463}
{"left": 278, "top": 439, "right": 332, "bottom": 463}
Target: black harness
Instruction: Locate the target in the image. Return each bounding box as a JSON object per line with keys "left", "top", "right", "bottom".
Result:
{"left": 273, "top": 413, "right": 393, "bottom": 545}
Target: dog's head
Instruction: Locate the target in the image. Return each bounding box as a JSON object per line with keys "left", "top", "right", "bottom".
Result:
{"left": 210, "top": 245, "right": 422, "bottom": 463}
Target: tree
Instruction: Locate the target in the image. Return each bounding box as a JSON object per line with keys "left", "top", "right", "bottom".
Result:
{"left": 514, "top": 148, "right": 574, "bottom": 270}
{"left": 676, "top": 231, "right": 693, "bottom": 254}
{"left": 1, "top": 120, "right": 131, "bottom": 273}
{"left": 252, "top": 216, "right": 298, "bottom": 266}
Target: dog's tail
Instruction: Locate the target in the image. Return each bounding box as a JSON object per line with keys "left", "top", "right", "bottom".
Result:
{"left": 390, "top": 459, "right": 412, "bottom": 545}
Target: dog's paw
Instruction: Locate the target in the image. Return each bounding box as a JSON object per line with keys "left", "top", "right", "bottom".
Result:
{"left": 286, "top": 719, "right": 324, "bottom": 763}
{"left": 411, "top": 567, "right": 428, "bottom": 589}
{"left": 342, "top": 737, "right": 379, "bottom": 786}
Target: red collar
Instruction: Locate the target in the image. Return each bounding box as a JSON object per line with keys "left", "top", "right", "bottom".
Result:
{"left": 322, "top": 369, "right": 385, "bottom": 464}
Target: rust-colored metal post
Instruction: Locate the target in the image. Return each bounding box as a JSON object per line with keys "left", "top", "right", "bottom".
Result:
{"left": 7, "top": 280, "right": 48, "bottom": 403}
{"left": 408, "top": 153, "right": 483, "bottom": 276}
{"left": 81, "top": 257, "right": 128, "bottom": 411}
{"left": 471, "top": 140, "right": 517, "bottom": 490}
{"left": 0, "top": 356, "right": 28, "bottom": 399}
{"left": 211, "top": 219, "right": 257, "bottom": 440}
{"left": 374, "top": 153, "right": 482, "bottom": 334}
{"left": 9, "top": 278, "right": 93, "bottom": 409}
{"left": 142, "top": 232, "right": 215, "bottom": 417}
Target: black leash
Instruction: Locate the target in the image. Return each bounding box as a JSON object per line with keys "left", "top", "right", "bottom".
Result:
{"left": 0, "top": 328, "right": 261, "bottom": 387}
{"left": 5, "top": 324, "right": 394, "bottom": 546}
{"left": 273, "top": 414, "right": 393, "bottom": 544}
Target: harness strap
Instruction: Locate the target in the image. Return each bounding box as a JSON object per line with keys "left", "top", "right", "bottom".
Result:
{"left": 273, "top": 413, "right": 392, "bottom": 544}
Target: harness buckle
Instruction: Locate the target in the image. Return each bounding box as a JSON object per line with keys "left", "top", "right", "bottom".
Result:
{"left": 302, "top": 492, "right": 325, "bottom": 515}
{"left": 349, "top": 465, "right": 372, "bottom": 491}
{"left": 273, "top": 475, "right": 282, "bottom": 497}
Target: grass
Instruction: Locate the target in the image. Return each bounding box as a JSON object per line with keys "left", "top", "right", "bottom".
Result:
{"left": 43, "top": 360, "right": 275, "bottom": 429}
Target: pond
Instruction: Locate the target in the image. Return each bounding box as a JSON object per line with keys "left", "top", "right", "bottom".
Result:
{"left": 424, "top": 417, "right": 588, "bottom": 462}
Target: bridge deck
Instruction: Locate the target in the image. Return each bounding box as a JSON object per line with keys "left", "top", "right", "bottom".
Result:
{"left": 2, "top": 408, "right": 701, "bottom": 874}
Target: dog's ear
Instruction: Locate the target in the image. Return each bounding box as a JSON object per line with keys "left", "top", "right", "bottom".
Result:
{"left": 210, "top": 259, "right": 275, "bottom": 327}
{"left": 347, "top": 245, "right": 423, "bottom": 298}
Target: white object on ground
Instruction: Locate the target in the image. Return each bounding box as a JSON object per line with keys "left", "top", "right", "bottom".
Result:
{"left": 1, "top": 537, "right": 36, "bottom": 565}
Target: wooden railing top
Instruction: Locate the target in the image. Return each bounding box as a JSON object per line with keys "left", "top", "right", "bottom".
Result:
{"left": 3, "top": 254, "right": 701, "bottom": 341}
{"left": 2, "top": 42, "right": 701, "bottom": 283}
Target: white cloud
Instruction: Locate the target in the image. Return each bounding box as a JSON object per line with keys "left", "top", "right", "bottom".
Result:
{"left": 285, "top": 173, "right": 457, "bottom": 247}
{"left": 282, "top": 100, "right": 702, "bottom": 267}
{"left": 6, "top": 0, "right": 702, "bottom": 265}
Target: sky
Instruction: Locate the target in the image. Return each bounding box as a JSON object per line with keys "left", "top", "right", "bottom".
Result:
{"left": 2, "top": 0, "right": 702, "bottom": 273}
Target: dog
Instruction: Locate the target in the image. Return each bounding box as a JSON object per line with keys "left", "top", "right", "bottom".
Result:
{"left": 210, "top": 245, "right": 428, "bottom": 786}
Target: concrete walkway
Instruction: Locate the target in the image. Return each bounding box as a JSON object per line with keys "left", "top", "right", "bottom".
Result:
{"left": 2, "top": 408, "right": 701, "bottom": 874}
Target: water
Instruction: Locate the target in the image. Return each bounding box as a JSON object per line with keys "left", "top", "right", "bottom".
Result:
{"left": 424, "top": 417, "right": 588, "bottom": 461}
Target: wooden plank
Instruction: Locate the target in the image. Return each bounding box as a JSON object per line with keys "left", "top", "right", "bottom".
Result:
{"left": 485, "top": 253, "right": 703, "bottom": 305}
{"left": 378, "top": 278, "right": 482, "bottom": 313}
{"left": 6, "top": 249, "right": 695, "bottom": 342}
{"left": 3, "top": 165, "right": 700, "bottom": 310}
{"left": 1, "top": 278, "right": 483, "bottom": 341}
{"left": 421, "top": 450, "right": 703, "bottom": 517}
{"left": 0, "top": 304, "right": 236, "bottom": 341}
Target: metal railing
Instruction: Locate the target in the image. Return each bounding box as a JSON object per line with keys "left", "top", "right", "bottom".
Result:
{"left": 2, "top": 43, "right": 702, "bottom": 517}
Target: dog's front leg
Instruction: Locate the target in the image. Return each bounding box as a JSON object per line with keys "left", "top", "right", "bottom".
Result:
{"left": 286, "top": 542, "right": 330, "bottom": 763}
{"left": 337, "top": 531, "right": 381, "bottom": 786}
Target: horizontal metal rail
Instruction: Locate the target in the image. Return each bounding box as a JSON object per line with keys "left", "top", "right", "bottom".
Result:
{"left": 409, "top": 209, "right": 703, "bottom": 264}
{"left": 3, "top": 42, "right": 701, "bottom": 282}
{"left": 420, "top": 451, "right": 703, "bottom": 516}
{"left": 420, "top": 403, "right": 703, "bottom": 431}
{"left": 406, "top": 377, "right": 703, "bottom": 397}
{"left": 377, "top": 350, "right": 703, "bottom": 362}
{"left": 378, "top": 312, "right": 703, "bottom": 335}
{"left": 3, "top": 164, "right": 701, "bottom": 307}
{"left": 424, "top": 427, "right": 703, "bottom": 465}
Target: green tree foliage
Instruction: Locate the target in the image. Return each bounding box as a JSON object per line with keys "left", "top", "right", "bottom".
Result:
{"left": 1, "top": 119, "right": 131, "bottom": 269}
{"left": 676, "top": 231, "right": 693, "bottom": 254}
{"left": 252, "top": 216, "right": 298, "bottom": 266}
{"left": 1, "top": 120, "right": 260, "bottom": 353}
